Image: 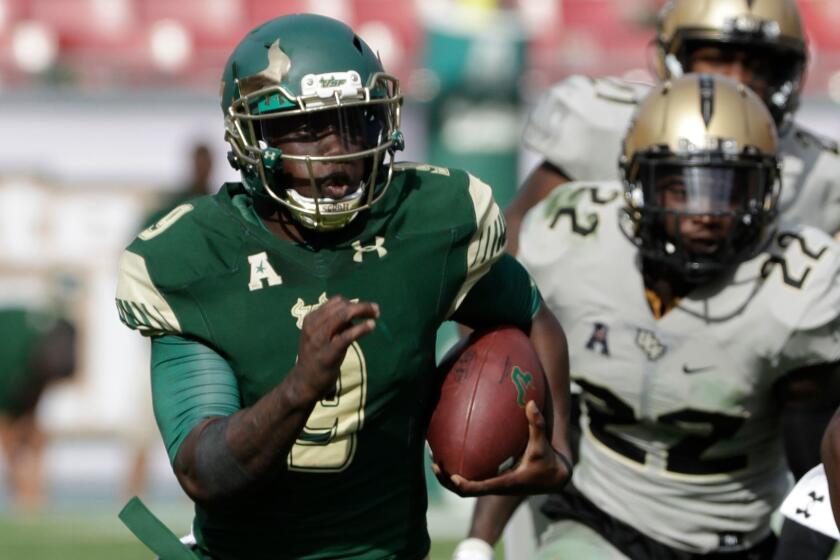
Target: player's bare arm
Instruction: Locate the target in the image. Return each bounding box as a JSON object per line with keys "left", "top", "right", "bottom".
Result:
{"left": 505, "top": 162, "right": 570, "bottom": 256}
{"left": 442, "top": 303, "right": 572, "bottom": 497}
{"left": 775, "top": 361, "right": 840, "bottom": 558}
{"left": 821, "top": 406, "right": 840, "bottom": 532}
{"left": 172, "top": 296, "right": 379, "bottom": 507}
{"left": 778, "top": 362, "right": 840, "bottom": 478}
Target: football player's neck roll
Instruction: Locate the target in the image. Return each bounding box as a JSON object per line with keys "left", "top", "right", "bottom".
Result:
{"left": 621, "top": 74, "right": 781, "bottom": 287}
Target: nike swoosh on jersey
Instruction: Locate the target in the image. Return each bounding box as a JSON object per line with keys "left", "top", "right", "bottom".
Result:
{"left": 682, "top": 364, "right": 715, "bottom": 374}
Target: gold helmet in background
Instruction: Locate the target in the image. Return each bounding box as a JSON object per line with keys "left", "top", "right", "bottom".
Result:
{"left": 621, "top": 74, "right": 781, "bottom": 281}
{"left": 656, "top": 0, "right": 807, "bottom": 126}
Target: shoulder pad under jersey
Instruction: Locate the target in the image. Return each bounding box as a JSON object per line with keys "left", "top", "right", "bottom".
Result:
{"left": 790, "top": 125, "right": 840, "bottom": 155}
{"left": 522, "top": 75, "right": 652, "bottom": 181}
{"left": 761, "top": 225, "right": 840, "bottom": 331}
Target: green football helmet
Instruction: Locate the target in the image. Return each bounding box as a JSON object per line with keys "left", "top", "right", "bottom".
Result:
{"left": 221, "top": 14, "right": 404, "bottom": 231}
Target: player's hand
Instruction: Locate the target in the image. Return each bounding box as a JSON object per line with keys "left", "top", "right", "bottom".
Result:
{"left": 292, "top": 295, "right": 379, "bottom": 401}
{"left": 434, "top": 401, "right": 572, "bottom": 497}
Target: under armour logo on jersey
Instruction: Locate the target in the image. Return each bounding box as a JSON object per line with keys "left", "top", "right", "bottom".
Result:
{"left": 585, "top": 323, "right": 610, "bottom": 356}
{"left": 352, "top": 237, "right": 387, "bottom": 262}
{"left": 248, "top": 252, "right": 283, "bottom": 291}
{"left": 796, "top": 491, "right": 826, "bottom": 520}
{"left": 635, "top": 329, "right": 666, "bottom": 361}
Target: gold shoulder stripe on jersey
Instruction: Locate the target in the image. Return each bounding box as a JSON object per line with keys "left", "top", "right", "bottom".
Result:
{"left": 115, "top": 251, "right": 182, "bottom": 334}
{"left": 139, "top": 204, "right": 194, "bottom": 241}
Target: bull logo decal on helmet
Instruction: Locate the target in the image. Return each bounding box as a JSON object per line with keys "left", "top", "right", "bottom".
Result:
{"left": 239, "top": 40, "right": 292, "bottom": 96}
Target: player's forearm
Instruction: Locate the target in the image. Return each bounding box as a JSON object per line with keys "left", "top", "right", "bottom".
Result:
{"left": 174, "top": 367, "right": 319, "bottom": 506}
{"left": 529, "top": 303, "right": 572, "bottom": 456}
{"left": 783, "top": 403, "right": 837, "bottom": 479}
{"left": 822, "top": 408, "right": 840, "bottom": 531}
{"left": 225, "top": 368, "right": 320, "bottom": 469}
{"left": 151, "top": 335, "right": 316, "bottom": 504}
{"left": 467, "top": 494, "right": 526, "bottom": 545}
{"left": 505, "top": 161, "right": 570, "bottom": 256}
{"left": 779, "top": 362, "right": 840, "bottom": 478}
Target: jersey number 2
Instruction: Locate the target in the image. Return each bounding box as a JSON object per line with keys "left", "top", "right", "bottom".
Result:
{"left": 548, "top": 186, "right": 618, "bottom": 236}
{"left": 577, "top": 379, "right": 747, "bottom": 476}
{"left": 287, "top": 343, "right": 368, "bottom": 473}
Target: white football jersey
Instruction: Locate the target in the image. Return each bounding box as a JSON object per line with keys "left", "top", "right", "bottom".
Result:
{"left": 522, "top": 75, "right": 840, "bottom": 236}
{"left": 518, "top": 181, "right": 840, "bottom": 553}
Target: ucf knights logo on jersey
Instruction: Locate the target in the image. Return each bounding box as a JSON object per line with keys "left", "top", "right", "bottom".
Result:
{"left": 635, "top": 329, "right": 666, "bottom": 361}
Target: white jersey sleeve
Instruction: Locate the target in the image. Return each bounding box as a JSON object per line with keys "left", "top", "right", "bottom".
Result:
{"left": 777, "top": 124, "right": 840, "bottom": 236}
{"left": 522, "top": 75, "right": 650, "bottom": 181}
{"left": 517, "top": 179, "right": 624, "bottom": 301}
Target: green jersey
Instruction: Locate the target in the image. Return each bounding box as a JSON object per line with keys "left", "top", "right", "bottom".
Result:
{"left": 0, "top": 308, "right": 54, "bottom": 417}
{"left": 115, "top": 164, "right": 526, "bottom": 560}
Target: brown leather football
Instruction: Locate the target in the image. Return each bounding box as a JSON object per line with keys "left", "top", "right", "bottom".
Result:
{"left": 427, "top": 326, "right": 546, "bottom": 481}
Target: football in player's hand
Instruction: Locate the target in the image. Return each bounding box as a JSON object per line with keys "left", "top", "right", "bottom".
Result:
{"left": 427, "top": 326, "right": 546, "bottom": 482}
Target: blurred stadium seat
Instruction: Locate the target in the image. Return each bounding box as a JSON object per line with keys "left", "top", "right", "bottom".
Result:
{"left": 1, "top": 2, "right": 840, "bottom": 559}
{"left": 0, "top": 0, "right": 838, "bottom": 93}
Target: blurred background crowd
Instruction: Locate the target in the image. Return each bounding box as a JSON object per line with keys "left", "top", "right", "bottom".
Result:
{"left": 2, "top": 0, "right": 840, "bottom": 557}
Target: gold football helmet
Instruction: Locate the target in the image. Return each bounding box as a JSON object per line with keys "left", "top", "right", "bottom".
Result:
{"left": 621, "top": 74, "right": 781, "bottom": 281}
{"left": 656, "top": 0, "right": 806, "bottom": 125}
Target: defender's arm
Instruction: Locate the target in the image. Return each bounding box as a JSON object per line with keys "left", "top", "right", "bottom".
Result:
{"left": 774, "top": 362, "right": 840, "bottom": 559}
{"left": 505, "top": 161, "right": 570, "bottom": 256}
{"left": 822, "top": 407, "right": 840, "bottom": 532}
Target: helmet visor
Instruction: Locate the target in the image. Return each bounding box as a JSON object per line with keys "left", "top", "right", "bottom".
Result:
{"left": 646, "top": 163, "right": 771, "bottom": 216}
{"left": 257, "top": 105, "right": 390, "bottom": 155}
{"left": 250, "top": 104, "right": 393, "bottom": 203}
{"left": 628, "top": 157, "right": 778, "bottom": 279}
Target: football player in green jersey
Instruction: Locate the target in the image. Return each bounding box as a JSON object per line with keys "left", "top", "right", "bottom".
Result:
{"left": 0, "top": 307, "right": 76, "bottom": 512}
{"left": 115, "top": 14, "right": 571, "bottom": 560}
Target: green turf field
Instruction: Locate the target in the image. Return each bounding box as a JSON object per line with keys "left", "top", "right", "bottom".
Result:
{"left": 5, "top": 511, "right": 840, "bottom": 559}
{"left": 0, "top": 512, "right": 504, "bottom": 560}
